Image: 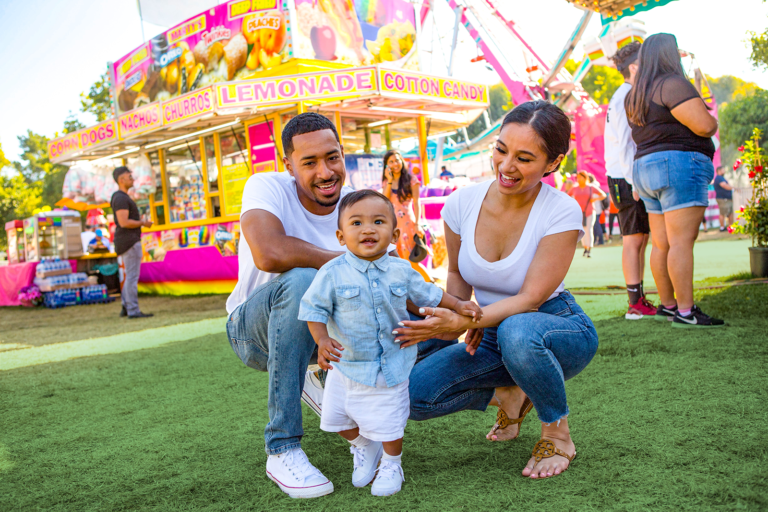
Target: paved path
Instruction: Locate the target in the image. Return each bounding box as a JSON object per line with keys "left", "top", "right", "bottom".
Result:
{"left": 0, "top": 318, "right": 227, "bottom": 371}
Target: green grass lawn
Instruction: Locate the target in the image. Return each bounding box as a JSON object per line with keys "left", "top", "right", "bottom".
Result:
{"left": 1, "top": 238, "right": 766, "bottom": 510}
{"left": 2, "top": 279, "right": 767, "bottom": 510}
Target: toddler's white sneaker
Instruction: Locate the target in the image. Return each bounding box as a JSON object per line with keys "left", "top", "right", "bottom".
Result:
{"left": 301, "top": 369, "right": 324, "bottom": 417}
{"left": 371, "top": 459, "right": 404, "bottom": 496}
{"left": 350, "top": 441, "right": 383, "bottom": 487}
{"left": 266, "top": 447, "right": 334, "bottom": 499}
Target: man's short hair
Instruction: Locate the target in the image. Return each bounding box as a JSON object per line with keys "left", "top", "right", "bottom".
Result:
{"left": 612, "top": 42, "right": 642, "bottom": 79}
{"left": 112, "top": 166, "right": 130, "bottom": 183}
{"left": 337, "top": 189, "right": 396, "bottom": 229}
{"left": 282, "top": 112, "right": 340, "bottom": 158}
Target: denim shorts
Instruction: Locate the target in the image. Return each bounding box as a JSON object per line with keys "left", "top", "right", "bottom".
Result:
{"left": 632, "top": 150, "right": 714, "bottom": 215}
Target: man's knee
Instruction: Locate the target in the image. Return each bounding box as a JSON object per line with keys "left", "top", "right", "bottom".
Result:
{"left": 278, "top": 267, "right": 317, "bottom": 289}
{"left": 622, "top": 233, "right": 645, "bottom": 251}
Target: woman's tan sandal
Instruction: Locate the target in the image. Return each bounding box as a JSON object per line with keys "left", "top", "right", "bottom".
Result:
{"left": 531, "top": 439, "right": 576, "bottom": 465}
{"left": 490, "top": 396, "right": 533, "bottom": 439}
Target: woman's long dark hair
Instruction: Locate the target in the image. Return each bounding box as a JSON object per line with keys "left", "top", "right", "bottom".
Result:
{"left": 382, "top": 149, "right": 412, "bottom": 202}
{"left": 625, "top": 33, "right": 687, "bottom": 126}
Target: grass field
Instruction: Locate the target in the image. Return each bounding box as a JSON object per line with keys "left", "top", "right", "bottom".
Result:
{"left": 1, "top": 238, "right": 767, "bottom": 511}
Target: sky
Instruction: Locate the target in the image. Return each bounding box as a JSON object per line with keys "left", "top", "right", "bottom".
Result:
{"left": 0, "top": 0, "right": 766, "bottom": 163}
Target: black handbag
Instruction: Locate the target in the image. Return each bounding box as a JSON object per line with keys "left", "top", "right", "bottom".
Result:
{"left": 409, "top": 234, "right": 429, "bottom": 263}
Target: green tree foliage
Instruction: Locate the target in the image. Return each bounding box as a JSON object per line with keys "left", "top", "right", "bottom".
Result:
{"left": 466, "top": 83, "right": 514, "bottom": 139}
{"left": 63, "top": 111, "right": 86, "bottom": 134}
{"left": 749, "top": 30, "right": 768, "bottom": 70}
{"left": 80, "top": 71, "right": 112, "bottom": 122}
{"left": 0, "top": 143, "right": 42, "bottom": 250}
{"left": 707, "top": 75, "right": 760, "bottom": 106}
{"left": 0, "top": 142, "right": 10, "bottom": 170}
{"left": 565, "top": 60, "right": 624, "bottom": 105}
{"left": 719, "top": 90, "right": 768, "bottom": 150}
{"left": 746, "top": 1, "right": 768, "bottom": 70}
{"left": 13, "top": 131, "right": 69, "bottom": 210}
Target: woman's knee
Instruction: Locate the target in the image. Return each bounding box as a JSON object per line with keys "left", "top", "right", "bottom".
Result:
{"left": 496, "top": 316, "right": 542, "bottom": 362}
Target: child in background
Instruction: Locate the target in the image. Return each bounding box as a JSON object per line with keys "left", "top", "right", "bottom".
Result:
{"left": 299, "top": 190, "right": 481, "bottom": 497}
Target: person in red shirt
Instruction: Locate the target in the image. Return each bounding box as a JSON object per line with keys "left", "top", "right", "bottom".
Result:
{"left": 568, "top": 171, "right": 606, "bottom": 257}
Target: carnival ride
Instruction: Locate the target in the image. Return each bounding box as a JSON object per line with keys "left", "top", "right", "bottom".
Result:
{"left": 418, "top": 0, "right": 719, "bottom": 183}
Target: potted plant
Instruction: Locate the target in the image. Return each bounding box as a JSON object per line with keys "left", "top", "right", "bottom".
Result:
{"left": 730, "top": 128, "right": 768, "bottom": 277}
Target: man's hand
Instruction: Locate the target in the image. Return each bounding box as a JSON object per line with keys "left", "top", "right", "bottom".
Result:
{"left": 632, "top": 189, "right": 640, "bottom": 202}
{"left": 142, "top": 220, "right": 153, "bottom": 228}
{"left": 317, "top": 336, "right": 343, "bottom": 370}
{"left": 455, "top": 300, "right": 483, "bottom": 322}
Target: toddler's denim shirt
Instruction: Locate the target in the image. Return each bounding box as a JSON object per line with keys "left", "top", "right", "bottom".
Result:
{"left": 299, "top": 252, "right": 442, "bottom": 387}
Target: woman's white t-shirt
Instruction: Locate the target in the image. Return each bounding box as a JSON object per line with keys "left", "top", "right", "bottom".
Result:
{"left": 441, "top": 180, "right": 584, "bottom": 308}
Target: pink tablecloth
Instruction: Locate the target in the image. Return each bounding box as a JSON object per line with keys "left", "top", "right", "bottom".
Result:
{"left": 0, "top": 260, "right": 77, "bottom": 307}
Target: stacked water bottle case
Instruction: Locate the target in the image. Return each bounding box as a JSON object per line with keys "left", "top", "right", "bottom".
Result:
{"left": 34, "top": 257, "right": 114, "bottom": 308}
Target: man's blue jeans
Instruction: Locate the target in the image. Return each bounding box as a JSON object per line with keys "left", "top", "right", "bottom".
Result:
{"left": 226, "top": 267, "right": 453, "bottom": 455}
{"left": 409, "top": 291, "right": 598, "bottom": 424}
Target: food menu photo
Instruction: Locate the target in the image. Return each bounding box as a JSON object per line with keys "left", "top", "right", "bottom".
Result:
{"left": 112, "top": 0, "right": 292, "bottom": 115}
{"left": 292, "top": 0, "right": 419, "bottom": 68}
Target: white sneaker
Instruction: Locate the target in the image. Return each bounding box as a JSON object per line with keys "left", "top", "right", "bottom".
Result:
{"left": 371, "top": 459, "right": 404, "bottom": 496}
{"left": 350, "top": 441, "right": 383, "bottom": 488}
{"left": 266, "top": 448, "right": 334, "bottom": 499}
{"left": 301, "top": 369, "right": 324, "bottom": 418}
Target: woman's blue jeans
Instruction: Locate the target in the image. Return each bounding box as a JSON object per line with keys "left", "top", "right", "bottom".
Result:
{"left": 409, "top": 291, "right": 598, "bottom": 424}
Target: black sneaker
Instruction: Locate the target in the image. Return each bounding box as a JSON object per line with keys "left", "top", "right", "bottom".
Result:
{"left": 672, "top": 305, "right": 725, "bottom": 328}
{"left": 120, "top": 306, "right": 127, "bottom": 317}
{"left": 655, "top": 304, "right": 677, "bottom": 322}
{"left": 128, "top": 312, "right": 154, "bottom": 319}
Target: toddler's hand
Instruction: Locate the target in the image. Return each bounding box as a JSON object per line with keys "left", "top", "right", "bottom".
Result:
{"left": 318, "top": 336, "right": 343, "bottom": 371}
{"left": 456, "top": 300, "right": 483, "bottom": 322}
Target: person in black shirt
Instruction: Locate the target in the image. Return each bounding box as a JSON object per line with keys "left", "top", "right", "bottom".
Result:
{"left": 713, "top": 166, "right": 734, "bottom": 231}
{"left": 111, "top": 166, "right": 153, "bottom": 319}
{"left": 625, "top": 33, "right": 723, "bottom": 328}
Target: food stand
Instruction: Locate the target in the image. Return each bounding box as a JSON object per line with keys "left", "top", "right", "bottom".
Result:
{"left": 47, "top": 0, "right": 489, "bottom": 295}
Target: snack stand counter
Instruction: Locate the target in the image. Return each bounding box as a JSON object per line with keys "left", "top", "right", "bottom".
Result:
{"left": 2, "top": 211, "right": 118, "bottom": 306}
{"left": 47, "top": 0, "right": 489, "bottom": 295}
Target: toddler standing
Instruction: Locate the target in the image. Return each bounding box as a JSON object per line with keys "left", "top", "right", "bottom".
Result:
{"left": 299, "top": 190, "right": 480, "bottom": 496}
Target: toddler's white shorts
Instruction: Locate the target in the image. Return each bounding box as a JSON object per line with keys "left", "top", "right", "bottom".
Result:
{"left": 319, "top": 368, "right": 409, "bottom": 442}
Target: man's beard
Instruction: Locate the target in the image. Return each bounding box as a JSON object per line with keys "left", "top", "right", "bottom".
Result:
{"left": 312, "top": 179, "right": 341, "bottom": 207}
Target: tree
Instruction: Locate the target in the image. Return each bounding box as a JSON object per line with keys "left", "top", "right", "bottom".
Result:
{"left": 565, "top": 60, "right": 624, "bottom": 105}
{"left": 707, "top": 75, "right": 759, "bottom": 106}
{"left": 63, "top": 111, "right": 86, "bottom": 134}
{"left": 14, "top": 131, "right": 69, "bottom": 209}
{"left": 750, "top": 30, "right": 768, "bottom": 70}
{"left": 466, "top": 83, "right": 514, "bottom": 139}
{"left": 80, "top": 71, "right": 112, "bottom": 122}
{"left": 748, "top": 1, "right": 768, "bottom": 70}
{"left": 719, "top": 90, "right": 768, "bottom": 149}
{"left": 0, "top": 142, "right": 10, "bottom": 170}
{"left": 0, "top": 142, "right": 42, "bottom": 250}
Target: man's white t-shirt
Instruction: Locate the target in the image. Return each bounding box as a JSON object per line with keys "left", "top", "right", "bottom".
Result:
{"left": 226, "top": 172, "right": 353, "bottom": 314}
{"left": 604, "top": 82, "right": 636, "bottom": 183}
{"left": 441, "top": 181, "right": 584, "bottom": 308}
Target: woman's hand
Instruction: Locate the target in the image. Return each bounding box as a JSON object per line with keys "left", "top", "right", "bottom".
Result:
{"left": 384, "top": 166, "right": 394, "bottom": 184}
{"left": 416, "top": 224, "right": 425, "bottom": 237}
{"left": 393, "top": 306, "right": 471, "bottom": 349}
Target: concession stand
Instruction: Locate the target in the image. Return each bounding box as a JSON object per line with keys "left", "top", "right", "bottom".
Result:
{"left": 48, "top": 0, "right": 489, "bottom": 295}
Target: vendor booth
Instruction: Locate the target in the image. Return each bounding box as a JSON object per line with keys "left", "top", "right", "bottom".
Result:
{"left": 47, "top": 0, "right": 489, "bottom": 295}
